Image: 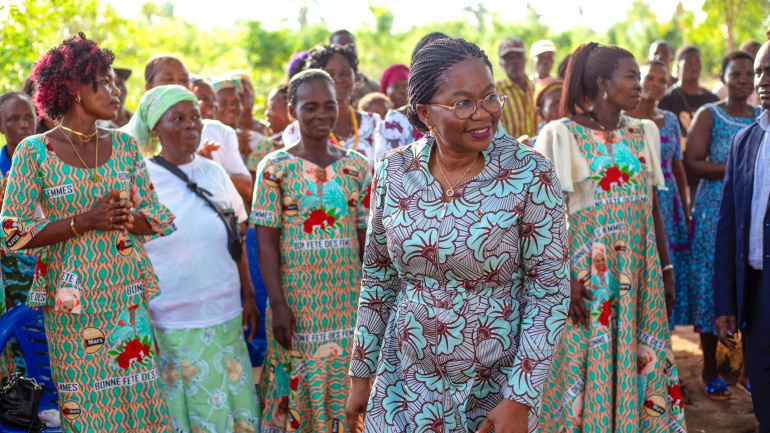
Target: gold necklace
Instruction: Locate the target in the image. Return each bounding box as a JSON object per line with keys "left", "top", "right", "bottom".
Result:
{"left": 59, "top": 127, "right": 100, "bottom": 182}
{"left": 59, "top": 124, "right": 98, "bottom": 143}
{"left": 434, "top": 148, "right": 479, "bottom": 197}
{"left": 330, "top": 106, "right": 359, "bottom": 150}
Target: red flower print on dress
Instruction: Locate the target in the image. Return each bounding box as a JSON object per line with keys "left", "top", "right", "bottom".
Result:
{"left": 301, "top": 207, "right": 342, "bottom": 235}
{"left": 593, "top": 164, "right": 638, "bottom": 193}
{"left": 598, "top": 300, "right": 612, "bottom": 327}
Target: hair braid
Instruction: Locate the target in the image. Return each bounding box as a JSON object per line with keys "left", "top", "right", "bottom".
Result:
{"left": 407, "top": 37, "right": 492, "bottom": 133}
{"left": 288, "top": 69, "right": 335, "bottom": 106}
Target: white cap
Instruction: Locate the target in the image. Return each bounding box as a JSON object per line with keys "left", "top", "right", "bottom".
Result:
{"left": 531, "top": 40, "right": 556, "bottom": 58}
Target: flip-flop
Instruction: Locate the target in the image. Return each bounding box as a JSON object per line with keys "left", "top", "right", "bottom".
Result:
{"left": 737, "top": 382, "right": 751, "bottom": 396}
{"left": 702, "top": 377, "right": 731, "bottom": 400}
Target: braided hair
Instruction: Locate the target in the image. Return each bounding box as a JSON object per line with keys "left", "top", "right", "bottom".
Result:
{"left": 407, "top": 37, "right": 492, "bottom": 133}
{"left": 306, "top": 44, "right": 358, "bottom": 74}
{"left": 561, "top": 42, "right": 634, "bottom": 117}
{"left": 411, "top": 32, "right": 449, "bottom": 64}
{"left": 288, "top": 69, "right": 335, "bottom": 107}
{"left": 30, "top": 32, "right": 114, "bottom": 120}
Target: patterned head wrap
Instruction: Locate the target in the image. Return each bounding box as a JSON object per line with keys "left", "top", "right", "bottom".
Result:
{"left": 211, "top": 76, "right": 242, "bottom": 94}
{"left": 125, "top": 84, "right": 198, "bottom": 151}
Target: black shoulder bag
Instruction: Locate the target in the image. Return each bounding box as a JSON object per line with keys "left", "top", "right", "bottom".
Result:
{"left": 0, "top": 373, "right": 45, "bottom": 433}
{"left": 153, "top": 156, "right": 243, "bottom": 261}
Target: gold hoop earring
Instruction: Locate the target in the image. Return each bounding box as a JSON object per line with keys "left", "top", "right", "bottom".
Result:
{"left": 602, "top": 91, "right": 608, "bottom": 101}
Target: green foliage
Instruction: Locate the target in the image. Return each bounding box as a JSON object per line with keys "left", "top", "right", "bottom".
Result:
{"left": 1, "top": 0, "right": 767, "bottom": 121}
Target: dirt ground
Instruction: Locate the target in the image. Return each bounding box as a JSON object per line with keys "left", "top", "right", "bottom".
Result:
{"left": 672, "top": 326, "right": 759, "bottom": 433}
{"left": 253, "top": 327, "right": 760, "bottom": 432}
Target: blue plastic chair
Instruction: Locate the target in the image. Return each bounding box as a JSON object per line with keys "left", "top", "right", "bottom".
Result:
{"left": 0, "top": 304, "right": 61, "bottom": 433}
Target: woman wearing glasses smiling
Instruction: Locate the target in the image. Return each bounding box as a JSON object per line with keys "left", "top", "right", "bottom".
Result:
{"left": 346, "top": 38, "right": 570, "bottom": 433}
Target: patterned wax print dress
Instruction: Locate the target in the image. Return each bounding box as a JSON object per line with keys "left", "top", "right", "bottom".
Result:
{"left": 689, "top": 103, "right": 761, "bottom": 334}
{"left": 535, "top": 117, "right": 688, "bottom": 433}
{"left": 0, "top": 131, "right": 176, "bottom": 432}
{"left": 349, "top": 131, "right": 571, "bottom": 433}
{"left": 251, "top": 148, "right": 371, "bottom": 433}
{"left": 657, "top": 111, "right": 692, "bottom": 327}
{"left": 282, "top": 112, "right": 381, "bottom": 170}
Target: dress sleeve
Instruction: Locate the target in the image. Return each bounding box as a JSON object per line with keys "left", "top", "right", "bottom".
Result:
{"left": 503, "top": 158, "right": 570, "bottom": 410}
{"left": 640, "top": 119, "right": 667, "bottom": 190}
{"left": 281, "top": 122, "right": 300, "bottom": 147}
{"left": 126, "top": 133, "right": 176, "bottom": 242}
{"left": 350, "top": 156, "right": 402, "bottom": 378}
{"left": 356, "top": 157, "right": 372, "bottom": 229}
{"left": 249, "top": 157, "right": 282, "bottom": 228}
{"left": 533, "top": 120, "right": 591, "bottom": 194}
{"left": 0, "top": 137, "right": 50, "bottom": 255}
{"left": 213, "top": 126, "right": 250, "bottom": 177}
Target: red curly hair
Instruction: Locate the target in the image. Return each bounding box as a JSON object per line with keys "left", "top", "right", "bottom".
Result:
{"left": 30, "top": 32, "right": 114, "bottom": 120}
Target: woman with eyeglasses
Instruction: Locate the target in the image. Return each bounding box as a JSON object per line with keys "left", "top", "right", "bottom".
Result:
{"left": 282, "top": 44, "right": 381, "bottom": 170}
{"left": 535, "top": 43, "right": 686, "bottom": 432}
{"left": 345, "top": 37, "right": 570, "bottom": 433}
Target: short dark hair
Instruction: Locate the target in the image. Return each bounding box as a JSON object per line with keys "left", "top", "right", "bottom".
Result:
{"left": 0, "top": 92, "right": 33, "bottom": 117}
{"left": 721, "top": 50, "right": 756, "bottom": 75}
{"left": 411, "top": 32, "right": 450, "bottom": 64}
{"left": 739, "top": 39, "right": 761, "bottom": 53}
{"left": 407, "top": 37, "right": 492, "bottom": 133}
{"left": 30, "top": 32, "right": 115, "bottom": 120}
{"left": 306, "top": 44, "right": 358, "bottom": 74}
{"left": 648, "top": 40, "right": 673, "bottom": 60}
{"left": 641, "top": 59, "right": 667, "bottom": 69}
{"left": 329, "top": 29, "right": 354, "bottom": 43}
{"left": 144, "top": 54, "right": 185, "bottom": 85}
{"left": 675, "top": 45, "right": 700, "bottom": 63}
{"left": 561, "top": 42, "right": 635, "bottom": 117}
{"left": 288, "top": 69, "right": 335, "bottom": 106}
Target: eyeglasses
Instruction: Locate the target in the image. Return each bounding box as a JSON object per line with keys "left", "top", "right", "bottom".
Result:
{"left": 428, "top": 92, "right": 507, "bottom": 120}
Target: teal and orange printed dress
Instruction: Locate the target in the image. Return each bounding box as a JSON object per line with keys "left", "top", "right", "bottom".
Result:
{"left": 250, "top": 148, "right": 370, "bottom": 433}
{"left": 350, "top": 131, "right": 570, "bottom": 433}
{"left": 0, "top": 131, "right": 175, "bottom": 432}
{"left": 535, "top": 117, "right": 687, "bottom": 432}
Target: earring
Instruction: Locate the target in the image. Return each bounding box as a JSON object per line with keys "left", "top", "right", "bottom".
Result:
{"left": 75, "top": 95, "right": 81, "bottom": 104}
{"left": 602, "top": 91, "right": 608, "bottom": 101}
{"left": 428, "top": 126, "right": 436, "bottom": 137}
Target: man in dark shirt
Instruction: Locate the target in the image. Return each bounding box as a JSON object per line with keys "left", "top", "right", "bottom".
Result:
{"left": 659, "top": 45, "right": 719, "bottom": 203}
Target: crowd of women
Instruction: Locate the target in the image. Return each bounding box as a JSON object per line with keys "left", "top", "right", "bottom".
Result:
{"left": 0, "top": 25, "right": 768, "bottom": 433}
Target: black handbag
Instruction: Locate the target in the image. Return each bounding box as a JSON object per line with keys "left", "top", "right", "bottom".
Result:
{"left": 152, "top": 155, "right": 243, "bottom": 261}
{"left": 0, "top": 373, "right": 45, "bottom": 433}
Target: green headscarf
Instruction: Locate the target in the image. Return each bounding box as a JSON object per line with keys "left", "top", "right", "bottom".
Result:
{"left": 125, "top": 84, "right": 199, "bottom": 152}
{"left": 211, "top": 76, "right": 242, "bottom": 94}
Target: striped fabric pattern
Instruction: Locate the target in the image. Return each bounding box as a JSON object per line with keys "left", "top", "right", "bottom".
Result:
{"left": 496, "top": 76, "right": 538, "bottom": 139}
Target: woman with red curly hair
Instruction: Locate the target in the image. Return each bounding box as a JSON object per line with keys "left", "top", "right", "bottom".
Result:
{"left": 0, "top": 33, "right": 175, "bottom": 432}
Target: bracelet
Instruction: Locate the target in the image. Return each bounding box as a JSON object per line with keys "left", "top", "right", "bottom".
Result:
{"left": 661, "top": 264, "right": 674, "bottom": 272}
{"left": 70, "top": 216, "right": 81, "bottom": 237}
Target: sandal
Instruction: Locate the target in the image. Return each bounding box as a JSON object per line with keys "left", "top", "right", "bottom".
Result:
{"left": 737, "top": 382, "right": 751, "bottom": 396}
{"left": 702, "top": 377, "right": 731, "bottom": 400}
